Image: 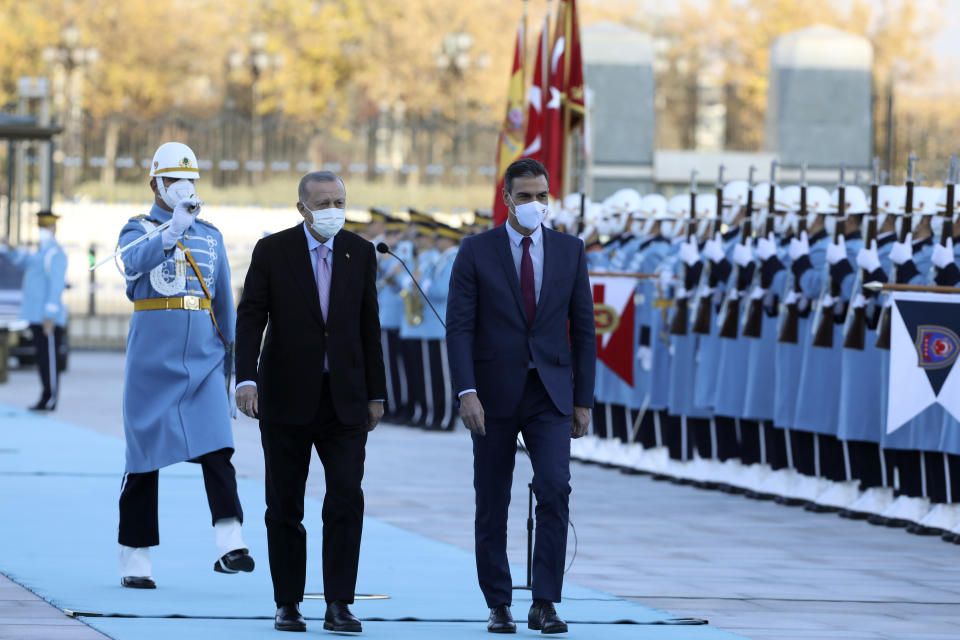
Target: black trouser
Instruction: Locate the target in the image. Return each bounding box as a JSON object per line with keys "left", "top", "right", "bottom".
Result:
{"left": 739, "top": 419, "right": 763, "bottom": 465}
{"left": 764, "top": 424, "right": 790, "bottom": 471}
{"left": 118, "top": 447, "right": 243, "bottom": 548}
{"left": 30, "top": 324, "right": 64, "bottom": 407}
{"left": 381, "top": 328, "right": 406, "bottom": 422}
{"left": 400, "top": 337, "right": 425, "bottom": 425}
{"left": 714, "top": 416, "right": 742, "bottom": 462}
{"left": 473, "top": 369, "right": 570, "bottom": 607}
{"left": 260, "top": 374, "right": 367, "bottom": 605}
{"left": 426, "top": 338, "right": 456, "bottom": 430}
{"left": 849, "top": 441, "right": 892, "bottom": 489}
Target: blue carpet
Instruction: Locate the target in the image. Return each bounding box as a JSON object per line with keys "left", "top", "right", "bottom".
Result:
{"left": 0, "top": 404, "right": 744, "bottom": 638}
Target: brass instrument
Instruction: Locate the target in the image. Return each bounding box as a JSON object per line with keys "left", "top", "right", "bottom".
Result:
{"left": 401, "top": 284, "right": 424, "bottom": 326}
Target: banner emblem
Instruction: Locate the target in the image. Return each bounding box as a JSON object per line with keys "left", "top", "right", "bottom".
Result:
{"left": 916, "top": 325, "right": 959, "bottom": 370}
{"left": 593, "top": 303, "right": 620, "bottom": 335}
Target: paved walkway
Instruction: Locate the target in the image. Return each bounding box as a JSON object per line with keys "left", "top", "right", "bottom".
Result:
{"left": 2, "top": 351, "right": 959, "bottom": 639}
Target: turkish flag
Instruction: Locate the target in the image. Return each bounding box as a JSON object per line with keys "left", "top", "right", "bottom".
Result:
{"left": 591, "top": 274, "right": 637, "bottom": 386}
{"left": 522, "top": 19, "right": 548, "bottom": 164}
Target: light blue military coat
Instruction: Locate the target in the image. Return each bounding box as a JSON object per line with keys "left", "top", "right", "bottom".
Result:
{"left": 400, "top": 247, "right": 442, "bottom": 340}
{"left": 377, "top": 254, "right": 405, "bottom": 330}
{"left": 119, "top": 203, "right": 236, "bottom": 473}
{"left": 423, "top": 245, "right": 458, "bottom": 338}
{"left": 792, "top": 231, "right": 862, "bottom": 436}
{"left": 836, "top": 233, "right": 896, "bottom": 443}
{"left": 9, "top": 238, "right": 68, "bottom": 326}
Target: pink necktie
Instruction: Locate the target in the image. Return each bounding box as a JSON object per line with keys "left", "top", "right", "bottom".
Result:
{"left": 316, "top": 244, "right": 331, "bottom": 321}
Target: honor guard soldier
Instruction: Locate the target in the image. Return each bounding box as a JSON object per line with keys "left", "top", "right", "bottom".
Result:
{"left": 377, "top": 215, "right": 408, "bottom": 423}
{"left": 366, "top": 206, "right": 389, "bottom": 242}
{"left": 1, "top": 211, "right": 68, "bottom": 411}
{"left": 398, "top": 210, "right": 438, "bottom": 426}
{"left": 115, "top": 142, "right": 253, "bottom": 589}
{"left": 471, "top": 209, "right": 493, "bottom": 236}
{"left": 421, "top": 222, "right": 462, "bottom": 429}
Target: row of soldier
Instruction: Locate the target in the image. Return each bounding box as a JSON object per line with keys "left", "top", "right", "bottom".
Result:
{"left": 360, "top": 158, "right": 960, "bottom": 540}
{"left": 548, "top": 158, "right": 960, "bottom": 541}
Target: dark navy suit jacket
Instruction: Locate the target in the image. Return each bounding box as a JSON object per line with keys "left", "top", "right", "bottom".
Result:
{"left": 445, "top": 224, "right": 596, "bottom": 419}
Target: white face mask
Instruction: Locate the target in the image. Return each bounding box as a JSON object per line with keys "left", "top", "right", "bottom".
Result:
{"left": 509, "top": 195, "right": 548, "bottom": 231}
{"left": 37, "top": 228, "right": 53, "bottom": 244}
{"left": 157, "top": 178, "right": 198, "bottom": 210}
{"left": 307, "top": 207, "right": 346, "bottom": 239}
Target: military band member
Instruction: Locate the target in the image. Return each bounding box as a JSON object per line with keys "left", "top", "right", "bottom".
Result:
{"left": 378, "top": 215, "right": 408, "bottom": 423}
{"left": 398, "top": 211, "right": 438, "bottom": 427}
{"left": 422, "top": 222, "right": 462, "bottom": 430}
{"left": 1, "top": 211, "right": 68, "bottom": 411}
{"left": 116, "top": 142, "right": 252, "bottom": 589}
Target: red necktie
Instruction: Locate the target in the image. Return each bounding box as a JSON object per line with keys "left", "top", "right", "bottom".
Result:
{"left": 520, "top": 236, "right": 536, "bottom": 324}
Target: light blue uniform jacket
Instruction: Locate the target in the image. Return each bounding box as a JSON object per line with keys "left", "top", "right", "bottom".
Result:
{"left": 10, "top": 240, "right": 68, "bottom": 326}
{"left": 119, "top": 203, "right": 235, "bottom": 473}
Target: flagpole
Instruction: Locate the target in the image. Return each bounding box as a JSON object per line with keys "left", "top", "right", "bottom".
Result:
{"left": 561, "top": 0, "right": 572, "bottom": 200}
{"left": 864, "top": 282, "right": 960, "bottom": 295}
{"left": 522, "top": 0, "right": 529, "bottom": 78}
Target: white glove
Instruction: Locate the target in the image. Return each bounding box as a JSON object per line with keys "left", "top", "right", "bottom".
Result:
{"left": 820, "top": 293, "right": 837, "bottom": 309}
{"left": 851, "top": 293, "right": 866, "bottom": 309}
{"left": 637, "top": 345, "right": 652, "bottom": 371}
{"left": 161, "top": 197, "right": 201, "bottom": 249}
{"left": 788, "top": 231, "right": 810, "bottom": 262}
{"left": 826, "top": 236, "right": 847, "bottom": 265}
{"left": 702, "top": 232, "right": 724, "bottom": 263}
{"left": 889, "top": 233, "right": 913, "bottom": 266}
{"left": 933, "top": 238, "right": 955, "bottom": 269}
{"left": 674, "top": 287, "right": 689, "bottom": 299}
{"left": 659, "top": 269, "right": 674, "bottom": 291}
{"left": 755, "top": 232, "right": 777, "bottom": 261}
{"left": 856, "top": 240, "right": 881, "bottom": 272}
{"left": 749, "top": 286, "right": 766, "bottom": 300}
{"left": 678, "top": 239, "right": 699, "bottom": 266}
{"left": 733, "top": 241, "right": 753, "bottom": 268}
{"left": 784, "top": 289, "right": 799, "bottom": 306}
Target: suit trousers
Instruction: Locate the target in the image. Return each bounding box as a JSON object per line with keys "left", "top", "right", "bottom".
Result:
{"left": 118, "top": 447, "right": 243, "bottom": 548}
{"left": 30, "top": 324, "right": 64, "bottom": 405}
{"left": 260, "top": 374, "right": 367, "bottom": 605}
{"left": 472, "top": 368, "right": 571, "bottom": 608}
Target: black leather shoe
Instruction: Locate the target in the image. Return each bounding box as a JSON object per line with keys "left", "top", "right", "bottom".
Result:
{"left": 487, "top": 605, "right": 516, "bottom": 634}
{"left": 275, "top": 603, "right": 306, "bottom": 632}
{"left": 906, "top": 523, "right": 943, "bottom": 536}
{"left": 528, "top": 600, "right": 568, "bottom": 634}
{"left": 120, "top": 576, "right": 156, "bottom": 589}
{"left": 28, "top": 398, "right": 55, "bottom": 412}
{"left": 214, "top": 548, "right": 255, "bottom": 573}
{"left": 324, "top": 600, "right": 362, "bottom": 632}
{"left": 941, "top": 531, "right": 959, "bottom": 543}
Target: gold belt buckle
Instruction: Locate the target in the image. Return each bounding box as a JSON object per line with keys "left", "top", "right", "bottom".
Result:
{"left": 182, "top": 295, "right": 200, "bottom": 311}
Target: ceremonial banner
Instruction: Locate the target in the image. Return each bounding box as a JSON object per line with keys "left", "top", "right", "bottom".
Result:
{"left": 887, "top": 291, "right": 960, "bottom": 433}
{"left": 590, "top": 274, "right": 637, "bottom": 386}
{"left": 492, "top": 23, "right": 526, "bottom": 227}
{"left": 522, "top": 19, "right": 548, "bottom": 164}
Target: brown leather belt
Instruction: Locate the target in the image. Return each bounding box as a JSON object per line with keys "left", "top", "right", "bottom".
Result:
{"left": 133, "top": 296, "right": 211, "bottom": 312}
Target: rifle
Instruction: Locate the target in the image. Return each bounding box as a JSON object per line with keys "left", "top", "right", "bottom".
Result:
{"left": 692, "top": 164, "right": 725, "bottom": 335}
{"left": 742, "top": 160, "right": 779, "bottom": 338}
{"left": 842, "top": 157, "right": 880, "bottom": 350}
{"left": 778, "top": 162, "right": 808, "bottom": 344}
{"left": 941, "top": 156, "right": 957, "bottom": 249}
{"left": 669, "top": 169, "right": 699, "bottom": 335}
{"left": 875, "top": 153, "right": 917, "bottom": 350}
{"left": 718, "top": 166, "right": 756, "bottom": 339}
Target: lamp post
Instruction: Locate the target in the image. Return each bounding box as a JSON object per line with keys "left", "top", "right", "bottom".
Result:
{"left": 229, "top": 31, "right": 282, "bottom": 186}
{"left": 435, "top": 32, "right": 485, "bottom": 181}
{"left": 43, "top": 23, "right": 99, "bottom": 197}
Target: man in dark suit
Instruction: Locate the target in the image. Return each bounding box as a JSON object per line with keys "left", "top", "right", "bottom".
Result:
{"left": 235, "top": 171, "right": 386, "bottom": 633}
{"left": 446, "top": 159, "right": 596, "bottom": 634}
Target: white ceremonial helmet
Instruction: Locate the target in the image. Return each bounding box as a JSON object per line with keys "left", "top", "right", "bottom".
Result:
{"left": 875, "top": 185, "right": 902, "bottom": 230}
{"left": 840, "top": 185, "right": 869, "bottom": 215}
{"left": 695, "top": 194, "right": 717, "bottom": 238}
{"left": 150, "top": 142, "right": 200, "bottom": 209}
{"left": 640, "top": 194, "right": 667, "bottom": 235}
{"left": 913, "top": 185, "right": 940, "bottom": 235}
{"left": 777, "top": 185, "right": 801, "bottom": 235}
{"left": 605, "top": 188, "right": 643, "bottom": 215}
{"left": 721, "top": 180, "right": 750, "bottom": 225}
{"left": 804, "top": 186, "right": 832, "bottom": 231}
{"left": 666, "top": 194, "right": 690, "bottom": 237}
